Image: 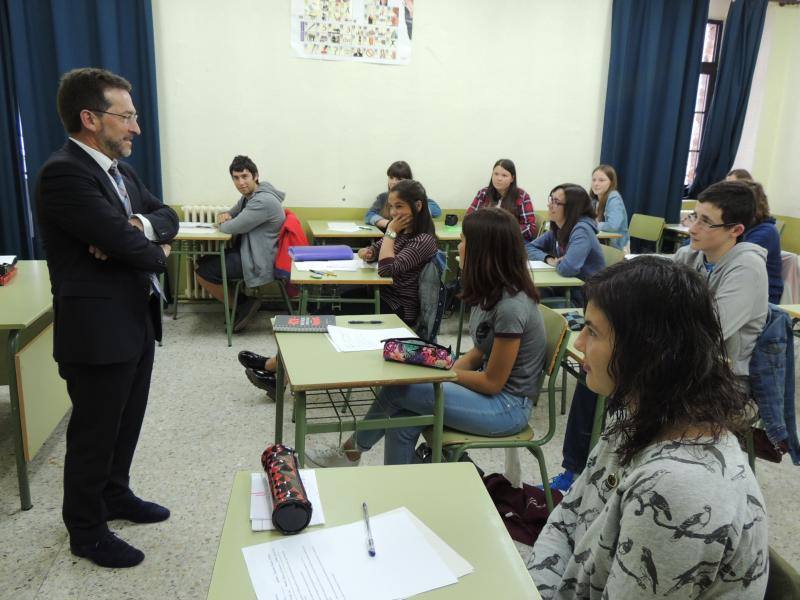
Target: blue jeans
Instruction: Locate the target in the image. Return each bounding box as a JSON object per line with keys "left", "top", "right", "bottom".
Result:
{"left": 562, "top": 378, "right": 597, "bottom": 474}
{"left": 354, "top": 382, "right": 533, "bottom": 465}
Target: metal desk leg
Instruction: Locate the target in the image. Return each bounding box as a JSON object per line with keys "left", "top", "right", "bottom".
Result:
{"left": 589, "top": 394, "right": 606, "bottom": 449}
{"left": 431, "top": 382, "right": 444, "bottom": 463}
{"left": 294, "top": 391, "right": 307, "bottom": 467}
{"left": 158, "top": 274, "right": 164, "bottom": 347}
{"left": 455, "top": 298, "right": 466, "bottom": 356}
{"left": 373, "top": 288, "right": 381, "bottom": 314}
{"left": 299, "top": 288, "right": 308, "bottom": 315}
{"left": 220, "top": 247, "right": 232, "bottom": 347}
{"left": 173, "top": 244, "right": 182, "bottom": 320}
{"left": 274, "top": 356, "right": 285, "bottom": 444}
{"left": 7, "top": 330, "right": 32, "bottom": 510}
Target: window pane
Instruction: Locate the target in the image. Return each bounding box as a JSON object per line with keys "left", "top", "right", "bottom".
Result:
{"left": 685, "top": 151, "right": 700, "bottom": 187}
{"left": 689, "top": 113, "right": 704, "bottom": 152}
{"left": 702, "top": 23, "right": 719, "bottom": 62}
{"left": 695, "top": 74, "right": 710, "bottom": 112}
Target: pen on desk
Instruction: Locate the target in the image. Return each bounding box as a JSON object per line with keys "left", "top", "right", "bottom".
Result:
{"left": 362, "top": 502, "right": 376, "bottom": 557}
{"left": 357, "top": 225, "right": 373, "bottom": 230}
{"left": 347, "top": 320, "right": 383, "bottom": 324}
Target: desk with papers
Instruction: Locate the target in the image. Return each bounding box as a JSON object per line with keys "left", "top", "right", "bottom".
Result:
{"left": 208, "top": 463, "right": 540, "bottom": 599}
{"left": 273, "top": 315, "right": 457, "bottom": 465}
{"left": 290, "top": 258, "right": 392, "bottom": 315}
{"left": 308, "top": 220, "right": 383, "bottom": 243}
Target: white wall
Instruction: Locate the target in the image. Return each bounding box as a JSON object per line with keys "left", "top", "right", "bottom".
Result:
{"left": 152, "top": 0, "right": 612, "bottom": 208}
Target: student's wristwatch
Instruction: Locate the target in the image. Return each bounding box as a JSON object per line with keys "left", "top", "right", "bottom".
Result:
{"left": 384, "top": 229, "right": 397, "bottom": 240}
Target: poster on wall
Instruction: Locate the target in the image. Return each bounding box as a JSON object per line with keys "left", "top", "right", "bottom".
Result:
{"left": 290, "top": 0, "right": 413, "bottom": 65}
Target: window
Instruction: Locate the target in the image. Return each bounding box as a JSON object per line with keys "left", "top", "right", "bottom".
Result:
{"left": 684, "top": 20, "right": 723, "bottom": 189}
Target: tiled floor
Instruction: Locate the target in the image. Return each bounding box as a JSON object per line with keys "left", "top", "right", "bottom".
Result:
{"left": 0, "top": 310, "right": 798, "bottom": 599}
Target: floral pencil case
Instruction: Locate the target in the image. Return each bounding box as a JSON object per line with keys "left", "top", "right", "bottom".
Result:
{"left": 382, "top": 337, "right": 455, "bottom": 370}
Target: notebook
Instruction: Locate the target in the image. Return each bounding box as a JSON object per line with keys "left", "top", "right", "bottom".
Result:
{"left": 273, "top": 315, "right": 336, "bottom": 332}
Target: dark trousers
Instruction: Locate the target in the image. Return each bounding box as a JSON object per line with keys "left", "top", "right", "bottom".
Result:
{"left": 59, "top": 316, "right": 155, "bottom": 545}
{"left": 562, "top": 377, "right": 598, "bottom": 474}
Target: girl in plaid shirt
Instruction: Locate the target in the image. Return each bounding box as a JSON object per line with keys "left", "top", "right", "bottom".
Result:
{"left": 467, "top": 158, "right": 537, "bottom": 241}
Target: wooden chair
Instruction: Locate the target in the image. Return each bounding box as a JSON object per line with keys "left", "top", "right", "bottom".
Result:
{"left": 422, "top": 305, "right": 571, "bottom": 513}
{"left": 629, "top": 213, "right": 665, "bottom": 253}
{"left": 600, "top": 244, "right": 624, "bottom": 267}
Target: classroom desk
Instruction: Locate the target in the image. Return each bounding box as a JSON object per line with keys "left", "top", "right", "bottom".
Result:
{"left": 307, "top": 220, "right": 383, "bottom": 244}
{"left": 164, "top": 226, "right": 233, "bottom": 346}
{"left": 273, "top": 315, "right": 457, "bottom": 465}
{"left": 0, "top": 260, "right": 69, "bottom": 510}
{"left": 290, "top": 260, "right": 392, "bottom": 314}
{"left": 207, "top": 464, "right": 540, "bottom": 600}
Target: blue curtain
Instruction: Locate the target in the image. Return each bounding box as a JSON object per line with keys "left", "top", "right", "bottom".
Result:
{"left": 0, "top": 0, "right": 162, "bottom": 257}
{"left": 600, "top": 0, "right": 709, "bottom": 222}
{"left": 688, "top": 0, "right": 768, "bottom": 197}
{"left": 0, "top": 2, "right": 34, "bottom": 258}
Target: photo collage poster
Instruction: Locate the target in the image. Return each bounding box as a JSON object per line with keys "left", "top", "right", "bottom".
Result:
{"left": 291, "top": 0, "right": 413, "bottom": 65}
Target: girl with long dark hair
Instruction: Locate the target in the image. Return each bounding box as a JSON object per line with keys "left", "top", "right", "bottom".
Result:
{"left": 306, "top": 208, "right": 546, "bottom": 467}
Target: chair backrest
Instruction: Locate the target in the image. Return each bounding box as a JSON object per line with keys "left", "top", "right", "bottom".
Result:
{"left": 629, "top": 213, "right": 665, "bottom": 243}
{"left": 414, "top": 250, "right": 447, "bottom": 342}
{"left": 601, "top": 244, "right": 624, "bottom": 266}
{"left": 775, "top": 219, "right": 785, "bottom": 236}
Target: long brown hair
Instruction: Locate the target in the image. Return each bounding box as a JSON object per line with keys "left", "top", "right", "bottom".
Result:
{"left": 389, "top": 179, "right": 435, "bottom": 236}
{"left": 550, "top": 184, "right": 595, "bottom": 249}
{"left": 589, "top": 164, "right": 618, "bottom": 222}
{"left": 460, "top": 208, "right": 538, "bottom": 310}
{"left": 486, "top": 159, "right": 520, "bottom": 217}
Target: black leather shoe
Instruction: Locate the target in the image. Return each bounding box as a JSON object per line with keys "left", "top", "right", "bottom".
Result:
{"left": 107, "top": 497, "right": 170, "bottom": 524}
{"left": 233, "top": 297, "right": 261, "bottom": 332}
{"left": 70, "top": 532, "right": 145, "bottom": 568}
{"left": 238, "top": 350, "right": 270, "bottom": 371}
{"left": 246, "top": 368, "right": 277, "bottom": 399}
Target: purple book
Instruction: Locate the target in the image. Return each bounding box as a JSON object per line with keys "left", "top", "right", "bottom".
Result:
{"left": 289, "top": 245, "right": 354, "bottom": 261}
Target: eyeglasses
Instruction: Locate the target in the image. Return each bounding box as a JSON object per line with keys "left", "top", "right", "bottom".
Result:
{"left": 547, "top": 196, "right": 566, "bottom": 207}
{"left": 685, "top": 211, "right": 738, "bottom": 231}
{"left": 88, "top": 109, "right": 139, "bottom": 124}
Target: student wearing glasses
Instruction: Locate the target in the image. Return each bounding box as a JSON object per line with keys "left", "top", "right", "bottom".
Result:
{"left": 530, "top": 257, "right": 768, "bottom": 599}
{"left": 467, "top": 159, "right": 537, "bottom": 241}
{"left": 525, "top": 184, "right": 605, "bottom": 307}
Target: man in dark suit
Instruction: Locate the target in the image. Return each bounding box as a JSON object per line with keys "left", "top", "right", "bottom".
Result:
{"left": 36, "top": 68, "right": 179, "bottom": 568}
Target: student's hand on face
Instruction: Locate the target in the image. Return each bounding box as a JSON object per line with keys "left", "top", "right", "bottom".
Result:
{"left": 387, "top": 214, "right": 412, "bottom": 234}
{"left": 216, "top": 212, "right": 232, "bottom": 224}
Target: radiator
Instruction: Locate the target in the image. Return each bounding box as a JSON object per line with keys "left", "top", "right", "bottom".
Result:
{"left": 181, "top": 205, "right": 229, "bottom": 300}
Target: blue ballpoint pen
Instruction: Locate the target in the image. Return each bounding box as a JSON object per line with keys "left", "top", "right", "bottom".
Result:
{"left": 362, "top": 502, "right": 376, "bottom": 557}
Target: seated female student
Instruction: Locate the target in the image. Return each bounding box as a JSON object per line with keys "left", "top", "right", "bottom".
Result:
{"left": 304, "top": 207, "right": 546, "bottom": 468}
{"left": 525, "top": 184, "right": 605, "bottom": 307}
{"left": 237, "top": 179, "right": 438, "bottom": 396}
{"left": 467, "top": 159, "right": 537, "bottom": 242}
{"left": 590, "top": 164, "right": 629, "bottom": 251}
{"left": 364, "top": 160, "right": 441, "bottom": 230}
{"left": 726, "top": 170, "right": 783, "bottom": 304}
{"left": 530, "top": 257, "right": 768, "bottom": 599}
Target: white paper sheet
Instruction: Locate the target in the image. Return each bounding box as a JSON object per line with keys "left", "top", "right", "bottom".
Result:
{"left": 327, "top": 221, "right": 362, "bottom": 232}
{"left": 528, "top": 260, "right": 555, "bottom": 271}
{"left": 242, "top": 509, "right": 459, "bottom": 600}
{"left": 0, "top": 255, "right": 17, "bottom": 265}
{"left": 178, "top": 221, "right": 215, "bottom": 229}
{"left": 250, "top": 470, "right": 326, "bottom": 531}
{"left": 294, "top": 258, "right": 377, "bottom": 271}
{"left": 326, "top": 326, "right": 415, "bottom": 352}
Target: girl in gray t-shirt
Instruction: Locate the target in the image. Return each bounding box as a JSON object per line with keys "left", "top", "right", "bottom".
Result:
{"left": 305, "top": 208, "right": 547, "bottom": 467}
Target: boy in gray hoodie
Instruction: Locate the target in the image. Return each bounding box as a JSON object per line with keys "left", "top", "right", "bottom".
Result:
{"left": 674, "top": 179, "right": 768, "bottom": 378}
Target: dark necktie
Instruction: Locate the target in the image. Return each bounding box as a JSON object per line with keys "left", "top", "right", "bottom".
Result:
{"left": 109, "top": 161, "right": 164, "bottom": 300}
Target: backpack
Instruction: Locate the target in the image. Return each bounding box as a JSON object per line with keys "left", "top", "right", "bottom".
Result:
{"left": 414, "top": 250, "right": 447, "bottom": 343}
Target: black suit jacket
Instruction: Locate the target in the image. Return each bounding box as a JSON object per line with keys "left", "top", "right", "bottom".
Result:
{"left": 35, "top": 140, "right": 179, "bottom": 365}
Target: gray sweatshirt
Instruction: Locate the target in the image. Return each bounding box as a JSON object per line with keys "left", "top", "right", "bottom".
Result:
{"left": 531, "top": 433, "right": 768, "bottom": 599}
{"left": 219, "top": 181, "right": 286, "bottom": 288}
{"left": 674, "top": 242, "right": 768, "bottom": 376}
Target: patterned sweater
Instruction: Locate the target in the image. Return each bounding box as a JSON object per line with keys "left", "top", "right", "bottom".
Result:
{"left": 466, "top": 186, "right": 537, "bottom": 241}
{"left": 530, "top": 432, "right": 768, "bottom": 599}
{"left": 366, "top": 232, "right": 437, "bottom": 325}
